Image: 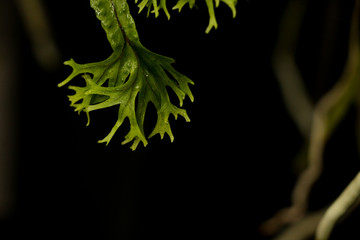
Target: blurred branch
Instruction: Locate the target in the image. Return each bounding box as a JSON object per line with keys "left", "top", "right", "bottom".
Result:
{"left": 315, "top": 2, "right": 360, "bottom": 239}
{"left": 260, "top": 0, "right": 312, "bottom": 234}
{"left": 293, "top": 0, "right": 360, "bottom": 217}
{"left": 273, "top": 209, "right": 326, "bottom": 240}
{"left": 262, "top": 0, "right": 360, "bottom": 237}
{"left": 16, "top": 0, "right": 61, "bottom": 70}
{"left": 316, "top": 172, "right": 360, "bottom": 240}
{"left": 272, "top": 0, "right": 312, "bottom": 139}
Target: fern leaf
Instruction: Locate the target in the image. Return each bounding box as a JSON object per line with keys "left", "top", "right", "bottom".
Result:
{"left": 59, "top": 0, "right": 194, "bottom": 150}
{"left": 137, "top": 0, "right": 238, "bottom": 33}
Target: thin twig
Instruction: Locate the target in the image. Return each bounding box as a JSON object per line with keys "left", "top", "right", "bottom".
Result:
{"left": 16, "top": 0, "right": 61, "bottom": 70}
{"left": 262, "top": 0, "right": 360, "bottom": 236}
{"left": 316, "top": 172, "right": 360, "bottom": 240}
{"left": 274, "top": 209, "right": 326, "bottom": 240}
{"left": 293, "top": 0, "right": 360, "bottom": 218}
{"left": 272, "top": 0, "right": 313, "bottom": 139}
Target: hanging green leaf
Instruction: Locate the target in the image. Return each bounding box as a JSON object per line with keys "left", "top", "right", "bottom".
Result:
{"left": 58, "top": 0, "right": 194, "bottom": 150}
{"left": 136, "top": 0, "right": 238, "bottom": 33}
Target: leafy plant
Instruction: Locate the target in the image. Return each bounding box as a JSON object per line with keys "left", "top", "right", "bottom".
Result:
{"left": 58, "top": 0, "right": 237, "bottom": 150}
{"left": 135, "top": 0, "right": 237, "bottom": 33}
{"left": 7, "top": 0, "right": 360, "bottom": 239}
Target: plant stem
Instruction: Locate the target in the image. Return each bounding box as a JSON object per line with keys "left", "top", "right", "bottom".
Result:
{"left": 315, "top": 172, "right": 360, "bottom": 240}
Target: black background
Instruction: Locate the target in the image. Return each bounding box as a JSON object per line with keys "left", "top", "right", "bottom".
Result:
{"left": 1, "top": 0, "right": 360, "bottom": 239}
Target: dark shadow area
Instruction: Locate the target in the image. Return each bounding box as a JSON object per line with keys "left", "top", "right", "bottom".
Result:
{"left": 0, "top": 0, "right": 359, "bottom": 239}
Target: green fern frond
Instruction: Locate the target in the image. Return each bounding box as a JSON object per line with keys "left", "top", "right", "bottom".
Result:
{"left": 59, "top": 0, "right": 194, "bottom": 150}
{"left": 137, "top": 0, "right": 238, "bottom": 33}
{"left": 136, "top": 0, "right": 171, "bottom": 19}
